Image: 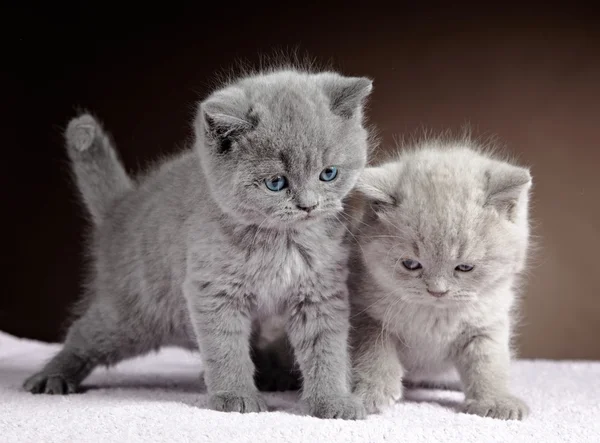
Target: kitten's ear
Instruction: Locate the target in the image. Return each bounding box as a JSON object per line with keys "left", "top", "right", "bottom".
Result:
{"left": 485, "top": 163, "right": 532, "bottom": 221}
{"left": 197, "top": 89, "right": 257, "bottom": 153}
{"left": 317, "top": 74, "right": 373, "bottom": 119}
{"left": 355, "top": 166, "right": 398, "bottom": 212}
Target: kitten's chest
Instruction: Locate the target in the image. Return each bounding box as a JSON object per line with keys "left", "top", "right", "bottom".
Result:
{"left": 240, "top": 228, "right": 342, "bottom": 309}
{"left": 394, "top": 306, "right": 465, "bottom": 368}
{"left": 247, "top": 238, "right": 310, "bottom": 290}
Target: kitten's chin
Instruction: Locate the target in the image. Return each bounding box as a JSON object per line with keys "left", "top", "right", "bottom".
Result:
{"left": 229, "top": 211, "right": 331, "bottom": 230}
{"left": 277, "top": 208, "right": 339, "bottom": 225}
{"left": 403, "top": 295, "right": 477, "bottom": 308}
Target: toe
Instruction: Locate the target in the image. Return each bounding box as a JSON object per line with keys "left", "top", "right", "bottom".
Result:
{"left": 209, "top": 392, "right": 267, "bottom": 413}
{"left": 45, "top": 376, "right": 68, "bottom": 395}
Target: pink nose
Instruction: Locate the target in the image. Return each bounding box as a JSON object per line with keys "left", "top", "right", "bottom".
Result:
{"left": 427, "top": 290, "right": 449, "bottom": 298}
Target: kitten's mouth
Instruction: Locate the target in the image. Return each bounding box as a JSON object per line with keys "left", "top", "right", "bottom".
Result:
{"left": 426, "top": 296, "right": 474, "bottom": 305}
{"left": 295, "top": 212, "right": 321, "bottom": 223}
{"left": 276, "top": 207, "right": 334, "bottom": 224}
{"left": 406, "top": 295, "right": 472, "bottom": 306}
{"left": 291, "top": 210, "right": 323, "bottom": 221}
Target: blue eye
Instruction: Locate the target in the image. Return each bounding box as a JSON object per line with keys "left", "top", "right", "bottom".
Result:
{"left": 319, "top": 166, "right": 338, "bottom": 182}
{"left": 402, "top": 259, "right": 422, "bottom": 271}
{"left": 455, "top": 264, "right": 474, "bottom": 272}
{"left": 265, "top": 175, "right": 288, "bottom": 192}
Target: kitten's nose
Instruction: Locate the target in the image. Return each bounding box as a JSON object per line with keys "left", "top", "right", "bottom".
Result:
{"left": 296, "top": 203, "right": 318, "bottom": 213}
{"left": 427, "top": 289, "right": 449, "bottom": 298}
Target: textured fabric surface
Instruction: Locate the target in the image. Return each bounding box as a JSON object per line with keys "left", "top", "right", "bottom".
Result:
{"left": 0, "top": 331, "right": 598, "bottom": 443}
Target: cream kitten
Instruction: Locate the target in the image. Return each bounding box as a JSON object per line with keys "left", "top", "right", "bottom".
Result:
{"left": 350, "top": 139, "right": 532, "bottom": 420}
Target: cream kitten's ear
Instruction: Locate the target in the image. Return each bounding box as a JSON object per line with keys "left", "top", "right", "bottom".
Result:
{"left": 197, "top": 89, "right": 258, "bottom": 153}
{"left": 355, "top": 165, "right": 399, "bottom": 211}
{"left": 485, "top": 163, "right": 532, "bottom": 220}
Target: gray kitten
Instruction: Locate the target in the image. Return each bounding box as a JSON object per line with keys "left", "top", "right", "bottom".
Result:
{"left": 23, "top": 68, "right": 373, "bottom": 419}
{"left": 349, "top": 139, "right": 532, "bottom": 420}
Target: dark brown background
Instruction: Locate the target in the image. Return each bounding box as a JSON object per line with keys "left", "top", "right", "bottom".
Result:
{"left": 2, "top": 3, "right": 599, "bottom": 359}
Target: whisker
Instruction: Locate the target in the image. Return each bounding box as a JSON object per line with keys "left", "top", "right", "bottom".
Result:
{"left": 339, "top": 210, "right": 371, "bottom": 228}
{"left": 333, "top": 213, "right": 367, "bottom": 258}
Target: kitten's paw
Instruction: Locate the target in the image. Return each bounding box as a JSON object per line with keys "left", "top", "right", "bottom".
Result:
{"left": 354, "top": 379, "right": 403, "bottom": 414}
{"left": 308, "top": 394, "right": 367, "bottom": 420}
{"left": 208, "top": 391, "right": 268, "bottom": 413}
{"left": 23, "top": 373, "right": 78, "bottom": 395}
{"left": 463, "top": 395, "right": 529, "bottom": 420}
{"left": 66, "top": 114, "right": 101, "bottom": 153}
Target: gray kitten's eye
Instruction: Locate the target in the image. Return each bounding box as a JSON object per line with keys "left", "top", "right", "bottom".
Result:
{"left": 455, "top": 264, "right": 474, "bottom": 272}
{"left": 265, "top": 175, "right": 288, "bottom": 192}
{"left": 319, "top": 166, "right": 338, "bottom": 182}
{"left": 402, "top": 259, "right": 422, "bottom": 270}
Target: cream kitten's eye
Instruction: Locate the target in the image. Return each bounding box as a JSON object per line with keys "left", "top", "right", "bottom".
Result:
{"left": 402, "top": 259, "right": 422, "bottom": 270}
{"left": 455, "top": 264, "right": 474, "bottom": 272}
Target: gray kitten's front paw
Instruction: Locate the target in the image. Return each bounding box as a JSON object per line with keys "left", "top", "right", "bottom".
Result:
{"left": 354, "top": 379, "right": 403, "bottom": 413}
{"left": 308, "top": 394, "right": 366, "bottom": 420}
{"left": 208, "top": 391, "right": 268, "bottom": 413}
{"left": 23, "top": 373, "right": 78, "bottom": 395}
{"left": 463, "top": 394, "right": 529, "bottom": 420}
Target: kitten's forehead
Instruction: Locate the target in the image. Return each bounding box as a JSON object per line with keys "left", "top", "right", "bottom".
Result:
{"left": 383, "top": 162, "right": 492, "bottom": 259}
{"left": 240, "top": 74, "right": 354, "bottom": 171}
{"left": 249, "top": 78, "right": 328, "bottom": 131}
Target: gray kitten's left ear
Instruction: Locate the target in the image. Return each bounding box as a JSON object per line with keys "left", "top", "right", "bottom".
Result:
{"left": 485, "top": 164, "right": 532, "bottom": 219}
{"left": 197, "top": 88, "right": 258, "bottom": 154}
{"left": 318, "top": 74, "right": 373, "bottom": 119}
{"left": 355, "top": 165, "right": 399, "bottom": 212}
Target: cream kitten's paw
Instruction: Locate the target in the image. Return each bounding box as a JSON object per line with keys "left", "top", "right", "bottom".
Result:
{"left": 354, "top": 378, "right": 403, "bottom": 414}
{"left": 463, "top": 394, "right": 529, "bottom": 420}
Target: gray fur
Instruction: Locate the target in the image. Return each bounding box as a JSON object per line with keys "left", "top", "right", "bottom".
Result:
{"left": 349, "top": 139, "right": 532, "bottom": 420}
{"left": 64, "top": 115, "right": 133, "bottom": 225}
{"left": 23, "top": 68, "right": 373, "bottom": 420}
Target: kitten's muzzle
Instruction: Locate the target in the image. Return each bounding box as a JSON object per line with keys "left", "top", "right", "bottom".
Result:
{"left": 296, "top": 203, "right": 318, "bottom": 213}
{"left": 427, "top": 289, "right": 449, "bottom": 298}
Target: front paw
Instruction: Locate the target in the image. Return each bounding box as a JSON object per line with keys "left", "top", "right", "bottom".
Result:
{"left": 23, "top": 372, "right": 78, "bottom": 395}
{"left": 308, "top": 394, "right": 366, "bottom": 420}
{"left": 209, "top": 391, "right": 268, "bottom": 413}
{"left": 463, "top": 394, "right": 529, "bottom": 420}
{"left": 353, "top": 379, "right": 403, "bottom": 414}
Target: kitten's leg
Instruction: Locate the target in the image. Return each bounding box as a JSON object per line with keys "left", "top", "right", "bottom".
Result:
{"left": 350, "top": 312, "right": 404, "bottom": 413}
{"left": 287, "top": 287, "right": 366, "bottom": 420}
{"left": 454, "top": 327, "right": 529, "bottom": 420}
{"left": 185, "top": 281, "right": 266, "bottom": 413}
{"left": 23, "top": 302, "right": 152, "bottom": 394}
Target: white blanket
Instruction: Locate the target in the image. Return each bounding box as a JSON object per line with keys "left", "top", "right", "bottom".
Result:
{"left": 0, "top": 331, "right": 598, "bottom": 443}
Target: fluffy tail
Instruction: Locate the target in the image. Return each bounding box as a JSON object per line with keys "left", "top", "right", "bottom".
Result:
{"left": 65, "top": 114, "right": 133, "bottom": 225}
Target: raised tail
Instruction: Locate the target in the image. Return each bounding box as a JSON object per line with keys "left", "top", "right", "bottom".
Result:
{"left": 65, "top": 114, "right": 133, "bottom": 225}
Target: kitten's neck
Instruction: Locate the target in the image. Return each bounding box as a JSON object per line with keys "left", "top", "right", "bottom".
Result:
{"left": 218, "top": 212, "right": 340, "bottom": 243}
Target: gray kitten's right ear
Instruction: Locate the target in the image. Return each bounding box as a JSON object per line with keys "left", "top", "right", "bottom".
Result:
{"left": 317, "top": 74, "right": 373, "bottom": 119}
{"left": 197, "top": 89, "right": 257, "bottom": 153}
{"left": 355, "top": 166, "right": 398, "bottom": 211}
